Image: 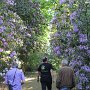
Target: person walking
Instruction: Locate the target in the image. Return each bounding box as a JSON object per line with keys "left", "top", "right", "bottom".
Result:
{"left": 56, "top": 59, "right": 75, "bottom": 90}
{"left": 5, "top": 62, "right": 25, "bottom": 90}
{"left": 37, "top": 57, "right": 53, "bottom": 90}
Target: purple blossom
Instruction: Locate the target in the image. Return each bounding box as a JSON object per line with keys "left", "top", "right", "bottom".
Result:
{"left": 73, "top": 24, "right": 79, "bottom": 32}
{"left": 50, "top": 16, "right": 57, "bottom": 24}
{"left": 76, "top": 83, "right": 82, "bottom": 90}
{"left": 54, "top": 46, "right": 60, "bottom": 52}
{"left": 81, "top": 65, "right": 90, "bottom": 72}
{"left": 68, "top": 48, "right": 74, "bottom": 53}
{"left": 75, "top": 71, "right": 79, "bottom": 76}
{"left": 87, "top": 50, "right": 90, "bottom": 54}
{"left": 10, "top": 51, "right": 16, "bottom": 58}
{"left": 56, "top": 50, "right": 61, "bottom": 55}
{"left": 62, "top": 18, "right": 66, "bottom": 24}
{"left": 0, "top": 48, "right": 3, "bottom": 52}
{"left": 3, "top": 42, "right": 8, "bottom": 47}
{"left": 0, "top": 17, "right": 3, "bottom": 25}
{"left": 0, "top": 26, "right": 6, "bottom": 33}
{"left": 59, "top": 0, "right": 66, "bottom": 5}
{"left": 70, "top": 11, "right": 77, "bottom": 21}
{"left": 79, "top": 34, "right": 87, "bottom": 43}
{"left": 5, "top": 0, "right": 15, "bottom": 5}
{"left": 79, "top": 73, "right": 89, "bottom": 83}
{"left": 2, "top": 38, "right": 6, "bottom": 42}
{"left": 69, "top": 60, "right": 82, "bottom": 68}
{"left": 78, "top": 45, "right": 88, "bottom": 50}
{"left": 8, "top": 22, "right": 15, "bottom": 29}
{"left": 54, "top": 32, "right": 60, "bottom": 37}
{"left": 66, "top": 32, "right": 72, "bottom": 37}
{"left": 69, "top": 0, "right": 75, "bottom": 5}
{"left": 86, "top": 86, "right": 90, "bottom": 90}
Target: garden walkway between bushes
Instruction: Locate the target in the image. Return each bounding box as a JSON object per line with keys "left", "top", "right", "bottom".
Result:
{"left": 23, "top": 72, "right": 57, "bottom": 90}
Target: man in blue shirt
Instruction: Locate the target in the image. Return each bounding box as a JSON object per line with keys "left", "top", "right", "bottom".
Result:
{"left": 5, "top": 62, "right": 25, "bottom": 90}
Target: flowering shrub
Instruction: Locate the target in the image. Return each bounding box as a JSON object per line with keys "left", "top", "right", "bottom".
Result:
{"left": 0, "top": 1, "right": 27, "bottom": 82}
{"left": 51, "top": 0, "right": 90, "bottom": 89}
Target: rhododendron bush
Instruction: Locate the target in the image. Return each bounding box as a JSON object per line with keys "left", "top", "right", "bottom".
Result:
{"left": 0, "top": 1, "right": 27, "bottom": 81}
{"left": 51, "top": 0, "right": 90, "bottom": 89}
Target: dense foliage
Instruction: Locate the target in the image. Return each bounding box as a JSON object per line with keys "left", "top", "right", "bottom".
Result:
{"left": 0, "top": 0, "right": 90, "bottom": 89}
{"left": 50, "top": 0, "right": 90, "bottom": 89}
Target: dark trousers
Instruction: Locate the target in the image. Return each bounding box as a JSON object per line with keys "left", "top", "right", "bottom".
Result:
{"left": 8, "top": 85, "right": 13, "bottom": 90}
{"left": 40, "top": 79, "right": 52, "bottom": 90}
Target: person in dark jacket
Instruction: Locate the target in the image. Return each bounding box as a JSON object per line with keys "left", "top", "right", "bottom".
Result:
{"left": 56, "top": 59, "right": 75, "bottom": 90}
{"left": 37, "top": 57, "right": 53, "bottom": 90}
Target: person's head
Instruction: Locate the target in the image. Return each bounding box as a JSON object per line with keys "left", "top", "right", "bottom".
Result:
{"left": 42, "top": 57, "right": 48, "bottom": 63}
{"left": 61, "top": 59, "right": 68, "bottom": 66}
{"left": 11, "top": 62, "right": 18, "bottom": 68}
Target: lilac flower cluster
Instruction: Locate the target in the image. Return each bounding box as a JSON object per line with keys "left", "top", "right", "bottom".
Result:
{"left": 0, "top": 26, "right": 6, "bottom": 33}
{"left": 54, "top": 32, "right": 60, "bottom": 37}
{"left": 59, "top": 0, "right": 66, "bottom": 5}
{"left": 0, "top": 48, "right": 3, "bottom": 52}
{"left": 79, "top": 34, "right": 87, "bottom": 43}
{"left": 70, "top": 11, "right": 77, "bottom": 21}
{"left": 10, "top": 51, "right": 16, "bottom": 58}
{"left": 66, "top": 32, "right": 72, "bottom": 38}
{"left": 81, "top": 65, "right": 90, "bottom": 72}
{"left": 5, "top": 0, "right": 15, "bottom": 5}
{"left": 0, "top": 16, "right": 3, "bottom": 25}
{"left": 53, "top": 46, "right": 61, "bottom": 55}
{"left": 73, "top": 24, "right": 79, "bottom": 33}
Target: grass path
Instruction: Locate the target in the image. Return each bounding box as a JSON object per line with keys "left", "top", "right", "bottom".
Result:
{"left": 23, "top": 72, "right": 57, "bottom": 90}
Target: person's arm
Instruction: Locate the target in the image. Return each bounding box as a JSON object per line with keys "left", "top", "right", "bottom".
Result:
{"left": 50, "top": 64, "right": 55, "bottom": 83}
{"left": 37, "top": 71, "right": 41, "bottom": 82}
{"left": 72, "top": 70, "right": 76, "bottom": 88}
{"left": 37, "top": 65, "right": 41, "bottom": 82}
{"left": 21, "top": 70, "right": 25, "bottom": 85}
{"left": 56, "top": 69, "right": 61, "bottom": 89}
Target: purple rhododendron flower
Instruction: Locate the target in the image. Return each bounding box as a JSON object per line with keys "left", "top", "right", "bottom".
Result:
{"left": 86, "top": 86, "right": 90, "bottom": 90}
{"left": 3, "top": 42, "right": 8, "bottom": 47}
{"left": 66, "top": 32, "right": 72, "bottom": 37}
{"left": 59, "top": 0, "right": 66, "bottom": 4}
{"left": 54, "top": 32, "right": 60, "bottom": 37}
{"left": 87, "top": 50, "right": 90, "bottom": 54}
{"left": 2, "top": 38, "right": 6, "bottom": 42}
{"left": 69, "top": 0, "right": 75, "bottom": 5}
{"left": 81, "top": 65, "right": 90, "bottom": 72}
{"left": 5, "top": 0, "right": 15, "bottom": 5}
{"left": 0, "top": 17, "right": 3, "bottom": 25}
{"left": 76, "top": 83, "right": 82, "bottom": 90}
{"left": 73, "top": 24, "right": 79, "bottom": 32}
{"left": 10, "top": 51, "right": 16, "bottom": 58}
{"left": 70, "top": 11, "right": 77, "bottom": 21}
{"left": 0, "top": 48, "right": 3, "bottom": 52}
{"left": 78, "top": 45, "right": 88, "bottom": 50}
{"left": 0, "top": 26, "right": 6, "bottom": 33}
{"left": 79, "top": 34, "right": 87, "bottom": 43}
{"left": 56, "top": 50, "right": 61, "bottom": 55}
{"left": 79, "top": 73, "right": 89, "bottom": 83}
{"left": 54, "top": 46, "right": 60, "bottom": 52}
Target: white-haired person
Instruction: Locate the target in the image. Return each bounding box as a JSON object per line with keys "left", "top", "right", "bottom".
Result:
{"left": 56, "top": 59, "right": 75, "bottom": 90}
{"left": 5, "top": 62, "right": 25, "bottom": 90}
